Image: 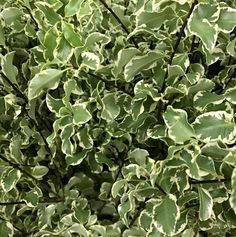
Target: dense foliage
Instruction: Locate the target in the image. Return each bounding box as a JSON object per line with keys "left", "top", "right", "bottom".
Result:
{"left": 0, "top": 0, "right": 236, "bottom": 236}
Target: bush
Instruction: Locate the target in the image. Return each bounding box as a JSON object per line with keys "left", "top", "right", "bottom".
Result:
{"left": 0, "top": 0, "right": 236, "bottom": 236}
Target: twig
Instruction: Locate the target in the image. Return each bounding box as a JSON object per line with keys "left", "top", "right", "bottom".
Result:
{"left": 168, "top": 0, "right": 198, "bottom": 66}
{"left": 190, "top": 178, "right": 229, "bottom": 184}
{"left": 0, "top": 72, "right": 27, "bottom": 100}
{"left": 98, "top": 0, "right": 139, "bottom": 48}
{"left": 0, "top": 198, "right": 63, "bottom": 206}
{"left": 160, "top": 0, "right": 198, "bottom": 93}
{"left": 23, "top": 6, "right": 39, "bottom": 30}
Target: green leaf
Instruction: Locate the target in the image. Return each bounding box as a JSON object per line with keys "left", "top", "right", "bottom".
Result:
{"left": 35, "top": 2, "right": 61, "bottom": 25}
{"left": 62, "top": 21, "right": 83, "bottom": 47}
{"left": 198, "top": 187, "right": 213, "bottom": 221}
{"left": 43, "top": 26, "right": 59, "bottom": 61}
{"left": 163, "top": 106, "right": 195, "bottom": 144}
{"left": 113, "top": 48, "right": 140, "bottom": 77}
{"left": 188, "top": 3, "right": 218, "bottom": 52}
{"left": 77, "top": 125, "right": 93, "bottom": 149}
{"left": 65, "top": 0, "right": 84, "bottom": 17}
{"left": 69, "top": 223, "right": 89, "bottom": 237}
{"left": 55, "top": 36, "right": 73, "bottom": 62}
{"left": 224, "top": 152, "right": 236, "bottom": 167}
{"left": 1, "top": 168, "right": 21, "bottom": 192}
{"left": 101, "top": 93, "right": 120, "bottom": 122}
{"left": 0, "top": 23, "right": 5, "bottom": 46}
{"left": 193, "top": 91, "right": 224, "bottom": 111}
{"left": 81, "top": 52, "right": 100, "bottom": 70}
{"left": 46, "top": 93, "right": 64, "bottom": 116}
{"left": 31, "top": 166, "right": 49, "bottom": 179}
{"left": 217, "top": 7, "right": 236, "bottom": 33}
{"left": 0, "top": 7, "right": 22, "bottom": 25}
{"left": 225, "top": 88, "right": 236, "bottom": 104}
{"left": 60, "top": 124, "right": 75, "bottom": 155}
{"left": 193, "top": 111, "right": 235, "bottom": 143}
{"left": 66, "top": 150, "right": 88, "bottom": 166}
{"left": 227, "top": 38, "right": 236, "bottom": 57}
{"left": 38, "top": 204, "right": 56, "bottom": 228}
{"left": 136, "top": 7, "right": 176, "bottom": 30}
{"left": 129, "top": 148, "right": 149, "bottom": 167}
{"left": 28, "top": 69, "right": 64, "bottom": 100}
{"left": 72, "top": 104, "right": 92, "bottom": 125}
{"left": 1, "top": 52, "right": 18, "bottom": 84}
{"left": 124, "top": 51, "right": 162, "bottom": 82}
{"left": 0, "top": 221, "right": 14, "bottom": 237}
{"left": 230, "top": 168, "right": 236, "bottom": 213}
{"left": 153, "top": 194, "right": 180, "bottom": 235}
{"left": 111, "top": 179, "right": 126, "bottom": 198}
{"left": 24, "top": 187, "right": 42, "bottom": 207}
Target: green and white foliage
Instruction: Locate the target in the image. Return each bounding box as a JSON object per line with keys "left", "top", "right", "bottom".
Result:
{"left": 0, "top": 0, "right": 236, "bottom": 236}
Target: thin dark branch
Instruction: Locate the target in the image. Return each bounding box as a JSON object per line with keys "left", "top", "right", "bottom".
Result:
{"left": 0, "top": 72, "right": 28, "bottom": 100}
{"left": 156, "top": 182, "right": 166, "bottom": 196}
{"left": 98, "top": 0, "right": 138, "bottom": 48}
{"left": 0, "top": 198, "right": 63, "bottom": 206}
{"left": 169, "top": 0, "right": 198, "bottom": 65}
{"left": 190, "top": 178, "right": 229, "bottom": 184}
{"left": 23, "top": 6, "right": 39, "bottom": 30}
{"left": 0, "top": 201, "right": 25, "bottom": 206}
{"left": 160, "top": 0, "right": 198, "bottom": 93}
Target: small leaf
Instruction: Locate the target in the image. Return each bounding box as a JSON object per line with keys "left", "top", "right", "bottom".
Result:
{"left": 111, "top": 179, "right": 126, "bottom": 198}
{"left": 28, "top": 69, "right": 64, "bottom": 100}
{"left": 226, "top": 38, "right": 236, "bottom": 57}
{"left": 0, "top": 221, "right": 14, "bottom": 237}
{"left": 24, "top": 187, "right": 42, "bottom": 207}
{"left": 193, "top": 111, "right": 235, "bottom": 143}
{"left": 230, "top": 168, "right": 236, "bottom": 213}
{"left": 101, "top": 93, "right": 120, "bottom": 122}
{"left": 124, "top": 51, "right": 162, "bottom": 82}
{"left": 62, "top": 21, "right": 83, "bottom": 47}
{"left": 217, "top": 7, "right": 236, "bottom": 33}
{"left": 1, "top": 52, "right": 18, "bottom": 84}
{"left": 113, "top": 48, "right": 140, "bottom": 77}
{"left": 188, "top": 3, "right": 219, "bottom": 52}
{"left": 0, "top": 7, "right": 22, "bottom": 25}
{"left": 198, "top": 187, "right": 213, "bottom": 221}
{"left": 72, "top": 104, "right": 92, "bottom": 125}
{"left": 163, "top": 106, "right": 195, "bottom": 144}
{"left": 31, "top": 166, "right": 49, "bottom": 179}
{"left": 67, "top": 150, "right": 88, "bottom": 166}
{"left": 55, "top": 36, "right": 73, "bottom": 62}
{"left": 136, "top": 7, "right": 176, "bottom": 30}
{"left": 153, "top": 194, "right": 180, "bottom": 235}
{"left": 81, "top": 52, "right": 100, "bottom": 70}
{"left": 1, "top": 168, "right": 21, "bottom": 192}
{"left": 60, "top": 124, "right": 75, "bottom": 155}
{"left": 65, "top": 0, "right": 84, "bottom": 17}
{"left": 225, "top": 88, "right": 236, "bottom": 104}
{"left": 35, "top": 2, "right": 61, "bottom": 25}
{"left": 129, "top": 148, "right": 149, "bottom": 167}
